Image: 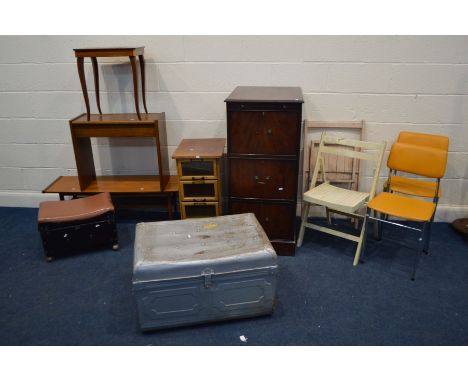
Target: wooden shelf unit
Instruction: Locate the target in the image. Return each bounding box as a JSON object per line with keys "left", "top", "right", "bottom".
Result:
{"left": 43, "top": 112, "right": 176, "bottom": 219}
{"left": 172, "top": 138, "right": 225, "bottom": 219}
{"left": 69, "top": 113, "right": 170, "bottom": 191}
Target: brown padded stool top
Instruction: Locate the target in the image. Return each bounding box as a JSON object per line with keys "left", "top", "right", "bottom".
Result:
{"left": 38, "top": 192, "right": 114, "bottom": 224}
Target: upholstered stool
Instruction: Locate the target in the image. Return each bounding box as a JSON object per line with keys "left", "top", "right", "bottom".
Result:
{"left": 38, "top": 192, "right": 119, "bottom": 261}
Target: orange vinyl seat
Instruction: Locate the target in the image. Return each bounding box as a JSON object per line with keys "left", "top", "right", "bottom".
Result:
{"left": 367, "top": 192, "right": 436, "bottom": 222}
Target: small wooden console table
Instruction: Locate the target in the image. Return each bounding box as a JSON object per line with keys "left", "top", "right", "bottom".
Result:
{"left": 74, "top": 47, "right": 148, "bottom": 120}
{"left": 69, "top": 113, "right": 170, "bottom": 191}
{"left": 42, "top": 112, "right": 178, "bottom": 219}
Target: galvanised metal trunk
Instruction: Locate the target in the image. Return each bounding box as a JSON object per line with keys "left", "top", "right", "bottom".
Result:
{"left": 133, "top": 213, "right": 278, "bottom": 331}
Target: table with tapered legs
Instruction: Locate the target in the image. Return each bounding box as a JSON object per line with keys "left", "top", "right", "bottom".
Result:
{"left": 74, "top": 47, "right": 149, "bottom": 120}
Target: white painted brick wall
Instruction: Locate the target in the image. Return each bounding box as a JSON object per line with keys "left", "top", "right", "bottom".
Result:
{"left": 0, "top": 35, "right": 467, "bottom": 220}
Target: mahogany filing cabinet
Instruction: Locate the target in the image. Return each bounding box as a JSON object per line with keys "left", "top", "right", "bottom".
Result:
{"left": 225, "top": 86, "right": 303, "bottom": 256}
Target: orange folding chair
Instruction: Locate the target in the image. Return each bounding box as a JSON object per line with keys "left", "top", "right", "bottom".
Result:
{"left": 362, "top": 132, "right": 449, "bottom": 280}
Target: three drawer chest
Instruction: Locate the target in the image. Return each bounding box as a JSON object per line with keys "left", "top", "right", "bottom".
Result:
{"left": 225, "top": 86, "right": 304, "bottom": 256}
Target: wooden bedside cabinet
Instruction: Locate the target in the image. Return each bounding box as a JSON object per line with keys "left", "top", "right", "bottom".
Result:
{"left": 172, "top": 138, "right": 225, "bottom": 219}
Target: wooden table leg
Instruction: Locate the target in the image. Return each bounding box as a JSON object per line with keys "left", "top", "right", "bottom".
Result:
{"left": 138, "top": 55, "right": 148, "bottom": 114}
{"left": 166, "top": 194, "right": 173, "bottom": 220}
{"left": 129, "top": 56, "right": 141, "bottom": 120}
{"left": 77, "top": 57, "right": 91, "bottom": 120}
{"left": 91, "top": 57, "right": 102, "bottom": 115}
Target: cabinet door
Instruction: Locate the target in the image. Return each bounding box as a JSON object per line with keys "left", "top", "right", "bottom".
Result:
{"left": 229, "top": 200, "right": 295, "bottom": 241}
{"left": 228, "top": 111, "right": 299, "bottom": 155}
{"left": 177, "top": 159, "right": 217, "bottom": 180}
{"left": 229, "top": 158, "right": 296, "bottom": 200}
{"left": 181, "top": 202, "right": 220, "bottom": 219}
{"left": 179, "top": 180, "right": 218, "bottom": 202}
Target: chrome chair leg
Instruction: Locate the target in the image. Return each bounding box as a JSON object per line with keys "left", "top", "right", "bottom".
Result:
{"left": 411, "top": 222, "right": 427, "bottom": 281}
{"left": 423, "top": 218, "right": 433, "bottom": 255}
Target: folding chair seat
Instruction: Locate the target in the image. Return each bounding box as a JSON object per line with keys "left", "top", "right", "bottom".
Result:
{"left": 303, "top": 183, "right": 369, "bottom": 214}
{"left": 297, "top": 133, "right": 386, "bottom": 265}
{"left": 363, "top": 135, "right": 449, "bottom": 280}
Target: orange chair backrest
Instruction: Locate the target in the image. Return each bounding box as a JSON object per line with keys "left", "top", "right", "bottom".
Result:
{"left": 387, "top": 142, "right": 448, "bottom": 178}
{"left": 397, "top": 131, "right": 449, "bottom": 151}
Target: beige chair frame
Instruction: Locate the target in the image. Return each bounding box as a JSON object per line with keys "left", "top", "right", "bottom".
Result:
{"left": 297, "top": 133, "right": 386, "bottom": 265}
{"left": 303, "top": 121, "right": 364, "bottom": 193}
{"left": 303, "top": 121, "right": 364, "bottom": 226}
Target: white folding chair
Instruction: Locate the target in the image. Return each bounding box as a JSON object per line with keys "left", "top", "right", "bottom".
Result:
{"left": 297, "top": 133, "right": 386, "bottom": 265}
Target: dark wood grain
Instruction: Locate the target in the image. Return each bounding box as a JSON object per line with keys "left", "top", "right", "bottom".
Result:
{"left": 138, "top": 55, "right": 148, "bottom": 114}
{"left": 225, "top": 86, "right": 303, "bottom": 103}
{"left": 228, "top": 111, "right": 299, "bottom": 156}
{"left": 229, "top": 200, "right": 296, "bottom": 241}
{"left": 225, "top": 86, "right": 303, "bottom": 256}
{"left": 76, "top": 57, "right": 91, "bottom": 120}
{"left": 91, "top": 57, "right": 102, "bottom": 115}
{"left": 74, "top": 47, "right": 145, "bottom": 57}
{"left": 129, "top": 56, "right": 141, "bottom": 120}
{"left": 229, "top": 158, "right": 296, "bottom": 200}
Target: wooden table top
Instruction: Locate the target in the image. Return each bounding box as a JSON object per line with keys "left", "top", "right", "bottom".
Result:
{"left": 43, "top": 175, "right": 179, "bottom": 194}
{"left": 172, "top": 138, "right": 226, "bottom": 159}
{"left": 73, "top": 47, "right": 144, "bottom": 57}
{"left": 225, "top": 86, "right": 304, "bottom": 103}
{"left": 70, "top": 113, "right": 164, "bottom": 125}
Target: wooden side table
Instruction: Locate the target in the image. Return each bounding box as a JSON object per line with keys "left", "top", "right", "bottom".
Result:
{"left": 69, "top": 113, "right": 170, "bottom": 191}
{"left": 74, "top": 47, "right": 148, "bottom": 121}
{"left": 172, "top": 138, "right": 225, "bottom": 219}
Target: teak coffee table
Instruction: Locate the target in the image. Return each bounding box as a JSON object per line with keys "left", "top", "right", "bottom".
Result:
{"left": 74, "top": 47, "right": 148, "bottom": 120}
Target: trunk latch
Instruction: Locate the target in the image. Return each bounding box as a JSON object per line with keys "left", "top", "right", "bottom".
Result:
{"left": 202, "top": 268, "right": 214, "bottom": 288}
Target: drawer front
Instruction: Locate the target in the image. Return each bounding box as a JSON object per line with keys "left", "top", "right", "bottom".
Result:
{"left": 229, "top": 200, "right": 295, "bottom": 241}
{"left": 228, "top": 111, "right": 300, "bottom": 155}
{"left": 180, "top": 180, "right": 218, "bottom": 202}
{"left": 181, "top": 202, "right": 220, "bottom": 219}
{"left": 178, "top": 159, "right": 217, "bottom": 180}
{"left": 229, "top": 158, "right": 297, "bottom": 200}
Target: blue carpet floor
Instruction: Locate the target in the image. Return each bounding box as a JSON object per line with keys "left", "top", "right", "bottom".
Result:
{"left": 0, "top": 206, "right": 467, "bottom": 345}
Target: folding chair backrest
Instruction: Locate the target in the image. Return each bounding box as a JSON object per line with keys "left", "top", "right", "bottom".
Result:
{"left": 387, "top": 142, "right": 448, "bottom": 179}
{"left": 309, "top": 142, "right": 356, "bottom": 183}
{"left": 310, "top": 134, "right": 386, "bottom": 199}
{"left": 304, "top": 121, "right": 363, "bottom": 193}
{"left": 397, "top": 131, "right": 449, "bottom": 151}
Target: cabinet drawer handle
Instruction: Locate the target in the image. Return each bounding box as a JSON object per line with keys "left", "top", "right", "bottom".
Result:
{"left": 254, "top": 175, "right": 271, "bottom": 185}
{"left": 267, "top": 128, "right": 272, "bottom": 135}
{"left": 265, "top": 217, "right": 270, "bottom": 222}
